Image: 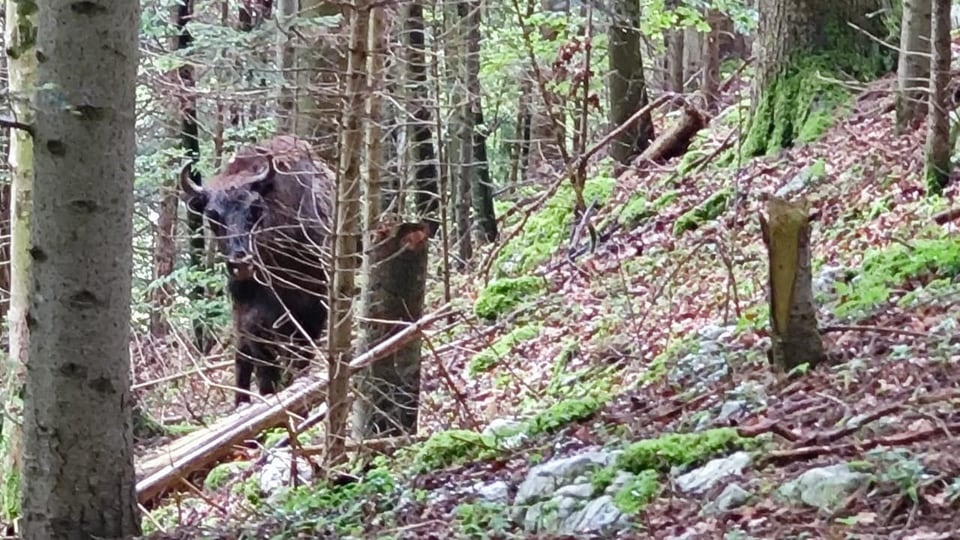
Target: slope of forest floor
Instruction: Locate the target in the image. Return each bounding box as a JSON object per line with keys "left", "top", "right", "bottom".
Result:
{"left": 140, "top": 46, "right": 960, "bottom": 539}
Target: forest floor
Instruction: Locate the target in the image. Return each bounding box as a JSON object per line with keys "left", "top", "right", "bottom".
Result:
{"left": 139, "top": 44, "right": 960, "bottom": 540}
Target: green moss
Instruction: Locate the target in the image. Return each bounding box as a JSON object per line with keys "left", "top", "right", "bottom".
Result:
{"left": 613, "top": 470, "right": 661, "bottom": 514}
{"left": 619, "top": 195, "right": 655, "bottom": 229}
{"left": 617, "top": 428, "right": 744, "bottom": 474}
{"left": 673, "top": 189, "right": 732, "bottom": 236}
{"left": 591, "top": 466, "right": 617, "bottom": 496}
{"left": 411, "top": 429, "right": 498, "bottom": 473}
{"left": 474, "top": 275, "right": 545, "bottom": 320}
{"left": 525, "top": 394, "right": 605, "bottom": 437}
{"left": 468, "top": 324, "right": 541, "bottom": 375}
{"left": 835, "top": 237, "right": 960, "bottom": 317}
{"left": 453, "top": 501, "right": 511, "bottom": 537}
{"left": 497, "top": 174, "right": 617, "bottom": 274}
{"left": 203, "top": 461, "right": 251, "bottom": 491}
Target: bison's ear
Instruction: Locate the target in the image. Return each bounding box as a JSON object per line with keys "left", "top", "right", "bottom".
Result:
{"left": 250, "top": 156, "right": 276, "bottom": 197}
{"left": 179, "top": 162, "right": 208, "bottom": 211}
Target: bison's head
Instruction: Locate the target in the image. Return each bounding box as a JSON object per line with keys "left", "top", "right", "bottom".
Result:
{"left": 179, "top": 158, "right": 275, "bottom": 281}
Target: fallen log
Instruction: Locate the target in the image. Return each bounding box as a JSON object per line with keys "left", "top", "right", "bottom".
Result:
{"left": 135, "top": 302, "right": 455, "bottom": 505}
{"left": 637, "top": 104, "right": 706, "bottom": 164}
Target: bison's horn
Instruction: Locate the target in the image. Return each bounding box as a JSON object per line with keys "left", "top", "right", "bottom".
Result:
{"left": 179, "top": 162, "right": 204, "bottom": 197}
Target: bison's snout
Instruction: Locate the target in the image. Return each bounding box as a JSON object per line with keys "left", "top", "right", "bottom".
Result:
{"left": 227, "top": 254, "right": 255, "bottom": 280}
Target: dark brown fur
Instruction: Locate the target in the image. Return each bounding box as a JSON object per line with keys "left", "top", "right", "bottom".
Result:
{"left": 181, "top": 135, "right": 333, "bottom": 405}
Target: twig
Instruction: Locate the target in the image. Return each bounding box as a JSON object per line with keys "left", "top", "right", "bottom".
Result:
{"left": 762, "top": 422, "right": 960, "bottom": 465}
{"left": 132, "top": 360, "right": 232, "bottom": 391}
{"left": 797, "top": 403, "right": 902, "bottom": 446}
{"left": 0, "top": 116, "right": 33, "bottom": 136}
{"left": 932, "top": 206, "right": 960, "bottom": 224}
{"left": 820, "top": 324, "right": 936, "bottom": 339}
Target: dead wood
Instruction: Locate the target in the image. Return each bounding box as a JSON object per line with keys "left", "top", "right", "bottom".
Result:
{"left": 637, "top": 105, "right": 706, "bottom": 164}
{"left": 135, "top": 303, "right": 455, "bottom": 505}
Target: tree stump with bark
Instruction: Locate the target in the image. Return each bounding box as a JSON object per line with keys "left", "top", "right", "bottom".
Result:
{"left": 759, "top": 197, "right": 825, "bottom": 373}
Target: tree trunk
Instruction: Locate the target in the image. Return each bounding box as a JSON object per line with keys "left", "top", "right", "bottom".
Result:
{"left": 405, "top": 1, "right": 441, "bottom": 234}
{"left": 925, "top": 0, "right": 952, "bottom": 193}
{"left": 276, "top": 0, "right": 299, "bottom": 131}
{"left": 352, "top": 223, "right": 428, "bottom": 438}
{"left": 1, "top": 0, "right": 37, "bottom": 523}
{"left": 22, "top": 1, "right": 141, "bottom": 537}
{"left": 176, "top": 0, "right": 210, "bottom": 353}
{"left": 896, "top": 0, "right": 932, "bottom": 132}
{"left": 744, "top": 0, "right": 893, "bottom": 156}
{"left": 327, "top": 0, "right": 368, "bottom": 466}
{"left": 608, "top": 0, "right": 654, "bottom": 164}
{"left": 759, "top": 198, "right": 825, "bottom": 373}
{"left": 682, "top": 27, "right": 703, "bottom": 89}
{"left": 297, "top": 1, "right": 347, "bottom": 162}
{"left": 701, "top": 9, "right": 722, "bottom": 110}
{"left": 445, "top": 0, "right": 473, "bottom": 268}
{"left": 665, "top": 29, "right": 685, "bottom": 93}
{"left": 464, "top": 0, "right": 497, "bottom": 243}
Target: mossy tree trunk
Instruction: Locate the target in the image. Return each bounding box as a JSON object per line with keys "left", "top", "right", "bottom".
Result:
{"left": 1, "top": 0, "right": 37, "bottom": 523}
{"left": 744, "top": 0, "right": 894, "bottom": 156}
{"left": 463, "top": 0, "right": 497, "bottom": 243}
{"left": 924, "top": 0, "right": 952, "bottom": 194}
{"left": 759, "top": 198, "right": 825, "bottom": 373}
{"left": 895, "top": 0, "right": 932, "bottom": 132}
{"left": 608, "top": 0, "right": 654, "bottom": 164}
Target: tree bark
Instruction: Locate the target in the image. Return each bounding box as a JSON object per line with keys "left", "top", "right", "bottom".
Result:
{"left": 327, "top": 0, "right": 368, "bottom": 466}
{"left": 445, "top": 0, "right": 473, "bottom": 268}
{"left": 745, "top": 0, "right": 892, "bottom": 156}
{"left": 297, "top": 1, "right": 347, "bottom": 162}
{"left": 352, "top": 223, "right": 428, "bottom": 438}
{"left": 665, "top": 29, "right": 685, "bottom": 93}
{"left": 760, "top": 198, "right": 825, "bottom": 373}
{"left": 925, "top": 0, "right": 952, "bottom": 193}
{"left": 463, "top": 0, "right": 497, "bottom": 243}
{"left": 22, "top": 1, "right": 141, "bottom": 537}
{"left": 608, "top": 0, "right": 654, "bottom": 164}
{"left": 405, "top": 1, "right": 441, "bottom": 234}
{"left": 701, "top": 9, "right": 722, "bottom": 110}
{"left": 896, "top": 0, "right": 932, "bottom": 132}
{"left": 1, "top": 0, "right": 37, "bottom": 522}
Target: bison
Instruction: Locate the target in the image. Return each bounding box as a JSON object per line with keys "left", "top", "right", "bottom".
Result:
{"left": 179, "top": 135, "right": 333, "bottom": 405}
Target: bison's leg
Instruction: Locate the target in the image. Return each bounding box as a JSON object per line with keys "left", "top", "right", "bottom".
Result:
{"left": 235, "top": 342, "right": 255, "bottom": 406}
{"left": 255, "top": 363, "right": 282, "bottom": 396}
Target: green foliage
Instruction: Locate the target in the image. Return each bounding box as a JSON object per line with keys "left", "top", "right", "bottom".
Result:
{"left": 673, "top": 189, "right": 732, "bottom": 235}
{"left": 834, "top": 237, "right": 960, "bottom": 318}
{"left": 469, "top": 324, "right": 542, "bottom": 375}
{"left": 474, "top": 276, "right": 545, "bottom": 321}
{"left": 497, "top": 174, "right": 617, "bottom": 275}
{"left": 271, "top": 461, "right": 398, "bottom": 537}
{"left": 525, "top": 394, "right": 605, "bottom": 437}
{"left": 591, "top": 466, "right": 617, "bottom": 495}
{"left": 617, "top": 428, "right": 744, "bottom": 474}
{"left": 453, "top": 501, "right": 512, "bottom": 537}
{"left": 612, "top": 470, "right": 661, "bottom": 514}
{"left": 203, "top": 461, "right": 251, "bottom": 492}
{"left": 864, "top": 448, "right": 925, "bottom": 504}
{"left": 410, "top": 430, "right": 499, "bottom": 474}
{"left": 619, "top": 195, "right": 656, "bottom": 229}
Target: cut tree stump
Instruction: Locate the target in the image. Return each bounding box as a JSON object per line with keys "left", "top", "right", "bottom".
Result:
{"left": 637, "top": 104, "right": 706, "bottom": 164}
{"left": 759, "top": 197, "right": 826, "bottom": 373}
{"left": 134, "top": 303, "right": 454, "bottom": 505}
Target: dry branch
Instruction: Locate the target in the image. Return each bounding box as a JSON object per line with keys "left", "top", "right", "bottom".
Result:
{"left": 135, "top": 303, "right": 455, "bottom": 504}
{"left": 637, "top": 105, "right": 706, "bottom": 164}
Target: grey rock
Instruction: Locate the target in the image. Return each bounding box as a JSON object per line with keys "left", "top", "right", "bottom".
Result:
{"left": 814, "top": 264, "right": 845, "bottom": 300}
{"left": 553, "top": 482, "right": 595, "bottom": 499}
{"left": 259, "top": 450, "right": 314, "bottom": 496}
{"left": 707, "top": 483, "right": 751, "bottom": 514}
{"left": 515, "top": 450, "right": 618, "bottom": 505}
{"left": 560, "top": 495, "right": 628, "bottom": 533}
{"left": 676, "top": 452, "right": 752, "bottom": 494}
{"left": 716, "top": 400, "right": 748, "bottom": 423}
{"left": 472, "top": 480, "right": 510, "bottom": 503}
{"left": 778, "top": 463, "right": 868, "bottom": 512}
{"left": 483, "top": 417, "right": 528, "bottom": 450}
{"left": 604, "top": 471, "right": 636, "bottom": 496}
{"left": 671, "top": 352, "right": 729, "bottom": 390}
{"left": 776, "top": 161, "right": 826, "bottom": 198}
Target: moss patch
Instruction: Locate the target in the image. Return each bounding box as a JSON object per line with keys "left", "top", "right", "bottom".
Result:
{"left": 411, "top": 429, "right": 499, "bottom": 473}
{"left": 613, "top": 470, "right": 661, "bottom": 514}
{"left": 673, "top": 189, "right": 732, "bottom": 236}
{"left": 617, "top": 428, "right": 744, "bottom": 474}
{"left": 468, "top": 324, "right": 541, "bottom": 375}
{"left": 525, "top": 394, "right": 606, "bottom": 437}
{"left": 474, "top": 276, "right": 545, "bottom": 321}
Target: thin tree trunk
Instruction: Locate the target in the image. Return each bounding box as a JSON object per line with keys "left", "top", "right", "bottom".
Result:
{"left": 405, "top": 1, "right": 441, "bottom": 234}
{"left": 1, "top": 0, "right": 37, "bottom": 522}
{"left": 22, "top": 1, "right": 141, "bottom": 537}
{"left": 445, "top": 0, "right": 473, "bottom": 268}
{"left": 463, "top": 0, "right": 497, "bottom": 243}
{"left": 701, "top": 9, "right": 722, "bottom": 110}
{"left": 327, "top": 0, "right": 369, "bottom": 465}
{"left": 276, "top": 0, "right": 299, "bottom": 131}
{"left": 608, "top": 0, "right": 654, "bottom": 164}
{"left": 896, "top": 0, "right": 933, "bottom": 132}
{"left": 925, "top": 0, "right": 952, "bottom": 193}
{"left": 665, "top": 29, "right": 685, "bottom": 93}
